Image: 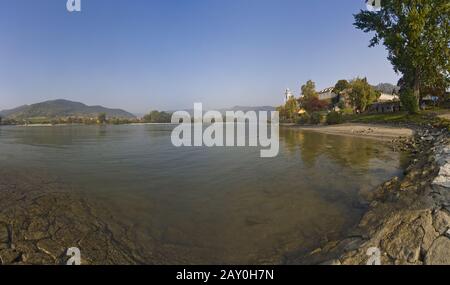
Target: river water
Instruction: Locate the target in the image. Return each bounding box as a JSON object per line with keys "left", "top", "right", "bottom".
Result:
{"left": 0, "top": 124, "right": 408, "bottom": 264}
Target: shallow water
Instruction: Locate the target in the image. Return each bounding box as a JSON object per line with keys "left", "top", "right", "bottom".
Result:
{"left": 0, "top": 125, "right": 408, "bottom": 264}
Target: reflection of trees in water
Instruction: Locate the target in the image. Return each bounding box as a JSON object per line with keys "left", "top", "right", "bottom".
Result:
{"left": 280, "top": 128, "right": 391, "bottom": 169}
{"left": 6, "top": 126, "right": 129, "bottom": 147}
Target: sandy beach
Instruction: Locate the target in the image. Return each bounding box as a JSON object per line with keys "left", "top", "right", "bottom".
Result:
{"left": 288, "top": 123, "right": 415, "bottom": 140}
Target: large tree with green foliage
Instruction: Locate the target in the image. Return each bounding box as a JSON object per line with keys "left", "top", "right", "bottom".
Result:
{"left": 349, "top": 78, "right": 380, "bottom": 112}
{"left": 333, "top": 79, "right": 351, "bottom": 95}
{"left": 354, "top": 0, "right": 450, "bottom": 113}
{"left": 301, "top": 80, "right": 318, "bottom": 99}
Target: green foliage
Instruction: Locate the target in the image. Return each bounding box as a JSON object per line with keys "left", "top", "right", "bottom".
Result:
{"left": 354, "top": 0, "right": 450, "bottom": 107}
{"left": 341, "top": 107, "right": 354, "bottom": 115}
{"left": 278, "top": 98, "right": 299, "bottom": 123}
{"left": 143, "top": 110, "right": 172, "bottom": 123}
{"left": 296, "top": 113, "right": 310, "bottom": 125}
{"left": 97, "top": 113, "right": 107, "bottom": 124}
{"left": 301, "top": 80, "right": 318, "bottom": 99}
{"left": 326, "top": 111, "right": 343, "bottom": 125}
{"left": 348, "top": 78, "right": 380, "bottom": 112}
{"left": 333, "top": 79, "right": 351, "bottom": 94}
{"left": 400, "top": 88, "right": 419, "bottom": 114}
{"left": 309, "top": 112, "right": 322, "bottom": 125}
{"left": 301, "top": 96, "right": 329, "bottom": 113}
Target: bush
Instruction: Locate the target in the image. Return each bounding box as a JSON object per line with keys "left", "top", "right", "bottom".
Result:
{"left": 400, "top": 88, "right": 419, "bottom": 114}
{"left": 309, "top": 112, "right": 322, "bottom": 124}
{"left": 341, "top": 107, "right": 354, "bottom": 115}
{"left": 296, "top": 113, "right": 310, "bottom": 125}
{"left": 326, "top": 111, "right": 343, "bottom": 125}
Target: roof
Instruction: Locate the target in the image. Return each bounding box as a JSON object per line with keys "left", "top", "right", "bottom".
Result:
{"left": 317, "top": 87, "right": 335, "bottom": 94}
{"left": 378, "top": 93, "right": 399, "bottom": 102}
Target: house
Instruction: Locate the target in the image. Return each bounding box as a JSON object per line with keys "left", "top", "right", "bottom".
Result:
{"left": 366, "top": 92, "right": 401, "bottom": 113}
{"left": 367, "top": 102, "right": 401, "bottom": 113}
{"left": 317, "top": 87, "right": 337, "bottom": 101}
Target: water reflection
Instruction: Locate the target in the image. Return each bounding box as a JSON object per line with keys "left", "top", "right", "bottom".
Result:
{"left": 280, "top": 128, "right": 406, "bottom": 169}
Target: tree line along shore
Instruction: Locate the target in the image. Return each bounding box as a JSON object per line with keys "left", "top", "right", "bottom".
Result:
{"left": 0, "top": 110, "right": 173, "bottom": 126}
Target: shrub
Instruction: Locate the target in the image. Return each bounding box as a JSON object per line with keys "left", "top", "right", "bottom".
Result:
{"left": 296, "top": 113, "right": 310, "bottom": 125}
{"left": 326, "top": 111, "right": 343, "bottom": 125}
{"left": 309, "top": 112, "right": 322, "bottom": 124}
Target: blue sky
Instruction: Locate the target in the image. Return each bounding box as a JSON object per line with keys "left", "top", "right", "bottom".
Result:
{"left": 0, "top": 0, "right": 399, "bottom": 113}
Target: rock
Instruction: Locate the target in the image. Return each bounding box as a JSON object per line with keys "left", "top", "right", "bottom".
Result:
{"left": 36, "top": 239, "right": 65, "bottom": 261}
{"left": 433, "top": 175, "right": 450, "bottom": 188}
{"left": 341, "top": 238, "right": 364, "bottom": 252}
{"left": 433, "top": 210, "right": 450, "bottom": 235}
{"left": 320, "top": 259, "right": 341, "bottom": 265}
{"left": 425, "top": 237, "right": 450, "bottom": 265}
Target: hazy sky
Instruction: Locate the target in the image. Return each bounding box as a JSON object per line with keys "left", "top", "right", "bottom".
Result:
{"left": 0, "top": 0, "right": 400, "bottom": 113}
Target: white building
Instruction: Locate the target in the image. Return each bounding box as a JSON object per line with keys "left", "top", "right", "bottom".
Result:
{"left": 284, "top": 88, "right": 294, "bottom": 103}
{"left": 317, "top": 87, "right": 337, "bottom": 101}
{"left": 378, "top": 93, "right": 399, "bottom": 102}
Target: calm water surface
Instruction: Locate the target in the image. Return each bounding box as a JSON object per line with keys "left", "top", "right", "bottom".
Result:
{"left": 0, "top": 125, "right": 408, "bottom": 264}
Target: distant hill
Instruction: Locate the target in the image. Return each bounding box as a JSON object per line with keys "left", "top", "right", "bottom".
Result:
{"left": 0, "top": 99, "right": 136, "bottom": 119}
{"left": 374, "top": 83, "right": 400, "bottom": 95}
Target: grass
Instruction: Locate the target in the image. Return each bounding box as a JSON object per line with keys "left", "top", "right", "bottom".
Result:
{"left": 342, "top": 109, "right": 450, "bottom": 130}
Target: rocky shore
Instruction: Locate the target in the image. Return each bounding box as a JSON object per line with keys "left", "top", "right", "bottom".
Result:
{"left": 291, "top": 125, "right": 450, "bottom": 265}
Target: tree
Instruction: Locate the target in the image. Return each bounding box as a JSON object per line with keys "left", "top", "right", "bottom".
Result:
{"left": 333, "top": 79, "right": 351, "bottom": 94}
{"left": 399, "top": 88, "right": 419, "bottom": 114}
{"left": 143, "top": 110, "right": 172, "bottom": 123}
{"left": 348, "top": 78, "right": 380, "bottom": 112}
{"left": 302, "top": 96, "right": 329, "bottom": 113}
{"left": 277, "top": 98, "right": 299, "bottom": 123}
{"left": 301, "top": 80, "right": 318, "bottom": 99}
{"left": 354, "top": 0, "right": 449, "bottom": 113}
{"left": 97, "top": 113, "right": 107, "bottom": 124}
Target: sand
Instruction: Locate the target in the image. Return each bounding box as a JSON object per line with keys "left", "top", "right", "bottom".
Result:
{"left": 288, "top": 123, "right": 414, "bottom": 140}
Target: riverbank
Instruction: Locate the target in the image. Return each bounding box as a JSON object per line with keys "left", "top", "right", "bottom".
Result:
{"left": 288, "top": 125, "right": 450, "bottom": 265}
{"left": 287, "top": 123, "right": 415, "bottom": 141}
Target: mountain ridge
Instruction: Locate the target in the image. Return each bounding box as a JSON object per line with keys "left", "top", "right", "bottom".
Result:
{"left": 0, "top": 99, "right": 136, "bottom": 119}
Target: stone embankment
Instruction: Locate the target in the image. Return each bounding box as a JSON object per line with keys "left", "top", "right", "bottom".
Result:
{"left": 294, "top": 126, "right": 450, "bottom": 265}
